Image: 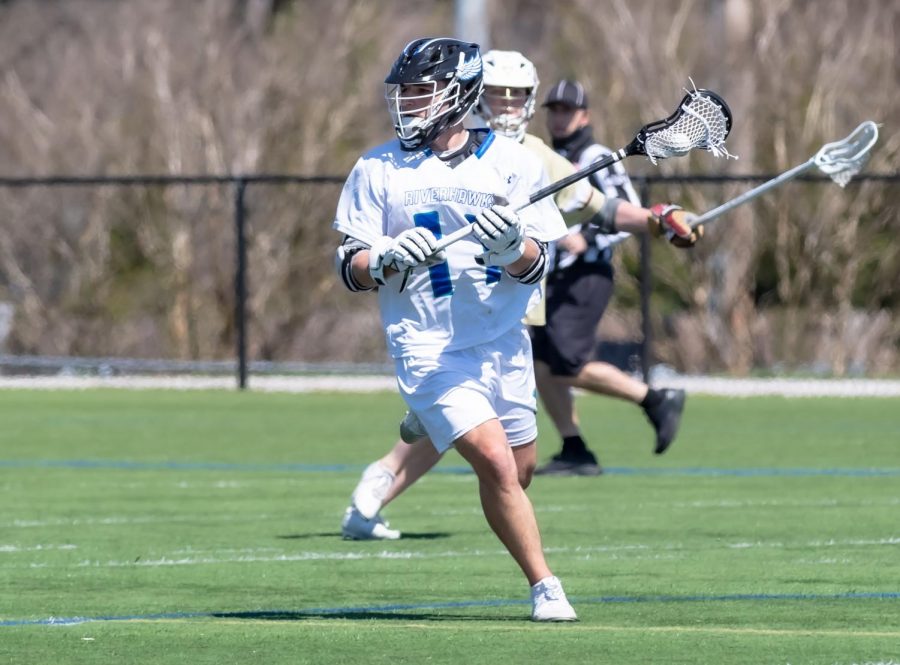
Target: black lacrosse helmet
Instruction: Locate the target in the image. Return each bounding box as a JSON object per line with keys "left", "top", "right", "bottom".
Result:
{"left": 384, "top": 38, "right": 484, "bottom": 150}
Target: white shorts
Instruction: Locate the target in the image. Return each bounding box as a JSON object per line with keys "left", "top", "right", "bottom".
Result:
{"left": 395, "top": 327, "right": 538, "bottom": 454}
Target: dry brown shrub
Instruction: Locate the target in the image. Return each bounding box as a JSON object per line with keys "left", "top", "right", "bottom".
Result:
{"left": 0, "top": 0, "right": 897, "bottom": 374}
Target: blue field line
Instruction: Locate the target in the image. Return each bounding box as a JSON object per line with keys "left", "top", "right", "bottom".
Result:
{"left": 2, "top": 591, "right": 898, "bottom": 628}
{"left": 1, "top": 458, "right": 899, "bottom": 478}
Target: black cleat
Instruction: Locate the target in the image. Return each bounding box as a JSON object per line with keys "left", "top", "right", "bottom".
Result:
{"left": 644, "top": 388, "right": 686, "bottom": 455}
{"left": 534, "top": 451, "right": 603, "bottom": 477}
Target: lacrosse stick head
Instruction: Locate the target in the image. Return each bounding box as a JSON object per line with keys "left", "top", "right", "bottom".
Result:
{"left": 813, "top": 121, "right": 879, "bottom": 187}
{"left": 633, "top": 88, "right": 735, "bottom": 165}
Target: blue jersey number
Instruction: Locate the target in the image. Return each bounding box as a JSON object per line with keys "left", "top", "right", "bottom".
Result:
{"left": 413, "top": 212, "right": 502, "bottom": 297}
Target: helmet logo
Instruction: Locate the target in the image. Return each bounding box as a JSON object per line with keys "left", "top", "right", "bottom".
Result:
{"left": 457, "top": 52, "right": 482, "bottom": 82}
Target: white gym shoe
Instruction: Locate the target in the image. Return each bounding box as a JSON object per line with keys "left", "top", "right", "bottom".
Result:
{"left": 351, "top": 462, "right": 395, "bottom": 520}
{"left": 399, "top": 410, "right": 427, "bottom": 444}
{"left": 341, "top": 506, "right": 400, "bottom": 541}
{"left": 530, "top": 576, "right": 578, "bottom": 622}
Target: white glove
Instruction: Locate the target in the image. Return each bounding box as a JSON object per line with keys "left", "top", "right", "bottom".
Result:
{"left": 472, "top": 204, "right": 526, "bottom": 266}
{"left": 368, "top": 227, "right": 446, "bottom": 284}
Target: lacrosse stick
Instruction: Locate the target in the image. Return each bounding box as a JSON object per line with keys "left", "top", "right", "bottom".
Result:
{"left": 605, "top": 120, "right": 879, "bottom": 248}
{"left": 432, "top": 87, "right": 734, "bottom": 252}
{"left": 684, "top": 120, "right": 878, "bottom": 230}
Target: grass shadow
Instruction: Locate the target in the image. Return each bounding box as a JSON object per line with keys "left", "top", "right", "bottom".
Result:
{"left": 212, "top": 609, "right": 525, "bottom": 622}
{"left": 276, "top": 532, "right": 452, "bottom": 541}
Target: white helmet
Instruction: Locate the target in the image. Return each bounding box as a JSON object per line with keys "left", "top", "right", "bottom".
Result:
{"left": 474, "top": 50, "right": 539, "bottom": 142}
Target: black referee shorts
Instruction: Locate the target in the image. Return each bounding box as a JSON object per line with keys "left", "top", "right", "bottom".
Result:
{"left": 530, "top": 260, "right": 614, "bottom": 377}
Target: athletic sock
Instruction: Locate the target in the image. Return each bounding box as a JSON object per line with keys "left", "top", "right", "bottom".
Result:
{"left": 640, "top": 388, "right": 664, "bottom": 411}
{"left": 561, "top": 435, "right": 588, "bottom": 457}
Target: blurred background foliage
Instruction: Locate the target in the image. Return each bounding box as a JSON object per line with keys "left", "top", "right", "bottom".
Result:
{"left": 0, "top": 0, "right": 897, "bottom": 375}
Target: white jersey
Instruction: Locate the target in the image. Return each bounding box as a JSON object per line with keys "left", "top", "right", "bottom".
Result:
{"left": 334, "top": 130, "right": 566, "bottom": 359}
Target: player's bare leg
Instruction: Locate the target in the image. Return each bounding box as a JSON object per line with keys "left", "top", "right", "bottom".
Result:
{"left": 347, "top": 429, "right": 540, "bottom": 539}
{"left": 564, "top": 360, "right": 648, "bottom": 403}
{"left": 379, "top": 440, "right": 442, "bottom": 507}
{"left": 453, "top": 419, "right": 550, "bottom": 585}
{"left": 342, "top": 439, "right": 441, "bottom": 540}
{"left": 455, "top": 419, "right": 576, "bottom": 621}
{"left": 387, "top": 436, "right": 534, "bottom": 497}
{"left": 561, "top": 361, "right": 687, "bottom": 456}
{"left": 534, "top": 360, "right": 602, "bottom": 476}
{"left": 511, "top": 439, "right": 537, "bottom": 489}
{"left": 534, "top": 360, "right": 580, "bottom": 437}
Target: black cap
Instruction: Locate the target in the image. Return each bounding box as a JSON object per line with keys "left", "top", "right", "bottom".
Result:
{"left": 542, "top": 80, "right": 589, "bottom": 109}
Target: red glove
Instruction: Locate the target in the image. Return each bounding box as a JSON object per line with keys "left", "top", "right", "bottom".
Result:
{"left": 648, "top": 203, "right": 703, "bottom": 248}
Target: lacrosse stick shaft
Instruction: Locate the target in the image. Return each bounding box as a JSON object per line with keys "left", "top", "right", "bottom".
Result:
{"left": 604, "top": 158, "right": 817, "bottom": 248}
{"left": 687, "top": 159, "right": 816, "bottom": 228}
{"left": 684, "top": 121, "right": 877, "bottom": 230}
{"left": 528, "top": 149, "right": 627, "bottom": 207}
{"left": 432, "top": 150, "right": 626, "bottom": 251}
{"left": 604, "top": 160, "right": 816, "bottom": 248}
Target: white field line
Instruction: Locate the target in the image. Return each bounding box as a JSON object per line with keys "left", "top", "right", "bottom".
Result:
{"left": 433, "top": 498, "right": 900, "bottom": 516}
{"left": 0, "top": 513, "right": 278, "bottom": 528}
{"left": 0, "top": 544, "right": 77, "bottom": 553}
{"left": 670, "top": 497, "right": 900, "bottom": 509}
{"left": 0, "top": 504, "right": 600, "bottom": 529}
{"left": 3, "top": 536, "right": 897, "bottom": 570}
{"left": 794, "top": 557, "right": 854, "bottom": 565}
{"left": 246, "top": 619, "right": 900, "bottom": 641}
{"left": 726, "top": 537, "right": 900, "bottom": 549}
{"left": 1, "top": 374, "right": 900, "bottom": 397}
{"left": 173, "top": 480, "right": 244, "bottom": 489}
{"left": 4, "top": 496, "right": 897, "bottom": 530}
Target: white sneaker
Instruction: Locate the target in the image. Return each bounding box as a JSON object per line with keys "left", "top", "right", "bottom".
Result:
{"left": 351, "top": 462, "right": 395, "bottom": 520}
{"left": 399, "top": 410, "right": 427, "bottom": 444}
{"left": 341, "top": 506, "right": 400, "bottom": 541}
{"left": 530, "top": 576, "right": 578, "bottom": 622}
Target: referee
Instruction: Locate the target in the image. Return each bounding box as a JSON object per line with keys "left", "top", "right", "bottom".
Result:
{"left": 531, "top": 79, "right": 687, "bottom": 476}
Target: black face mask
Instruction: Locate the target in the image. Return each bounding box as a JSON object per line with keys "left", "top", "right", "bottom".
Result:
{"left": 551, "top": 124, "right": 595, "bottom": 163}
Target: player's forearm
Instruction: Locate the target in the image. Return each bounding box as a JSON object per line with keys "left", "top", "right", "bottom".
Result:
{"left": 612, "top": 200, "right": 654, "bottom": 235}
{"left": 506, "top": 237, "right": 548, "bottom": 285}
{"left": 505, "top": 237, "right": 538, "bottom": 274}
{"left": 348, "top": 251, "right": 377, "bottom": 289}
{"left": 349, "top": 250, "right": 399, "bottom": 289}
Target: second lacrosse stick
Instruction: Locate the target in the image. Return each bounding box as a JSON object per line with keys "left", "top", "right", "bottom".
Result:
{"left": 432, "top": 87, "right": 735, "bottom": 253}
{"left": 605, "top": 120, "right": 878, "bottom": 247}
{"left": 685, "top": 120, "right": 879, "bottom": 230}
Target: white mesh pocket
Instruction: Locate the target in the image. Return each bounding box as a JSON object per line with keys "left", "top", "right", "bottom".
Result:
{"left": 644, "top": 91, "right": 734, "bottom": 163}
{"left": 813, "top": 121, "right": 878, "bottom": 188}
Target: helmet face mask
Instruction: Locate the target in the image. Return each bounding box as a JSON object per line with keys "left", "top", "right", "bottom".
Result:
{"left": 385, "top": 80, "right": 463, "bottom": 148}
{"left": 384, "top": 38, "right": 483, "bottom": 150}
{"left": 481, "top": 86, "right": 531, "bottom": 139}
{"left": 475, "top": 50, "right": 539, "bottom": 142}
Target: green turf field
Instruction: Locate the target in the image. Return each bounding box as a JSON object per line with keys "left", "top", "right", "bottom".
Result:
{"left": 1, "top": 389, "right": 898, "bottom": 664}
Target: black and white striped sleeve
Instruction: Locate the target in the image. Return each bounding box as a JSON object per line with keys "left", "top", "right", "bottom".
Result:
{"left": 508, "top": 239, "right": 548, "bottom": 285}
{"left": 581, "top": 143, "right": 642, "bottom": 206}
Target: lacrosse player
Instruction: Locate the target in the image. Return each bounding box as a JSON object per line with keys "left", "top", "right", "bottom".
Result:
{"left": 531, "top": 79, "right": 693, "bottom": 475}
{"left": 341, "top": 51, "right": 700, "bottom": 538}
{"left": 334, "top": 38, "right": 578, "bottom": 621}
